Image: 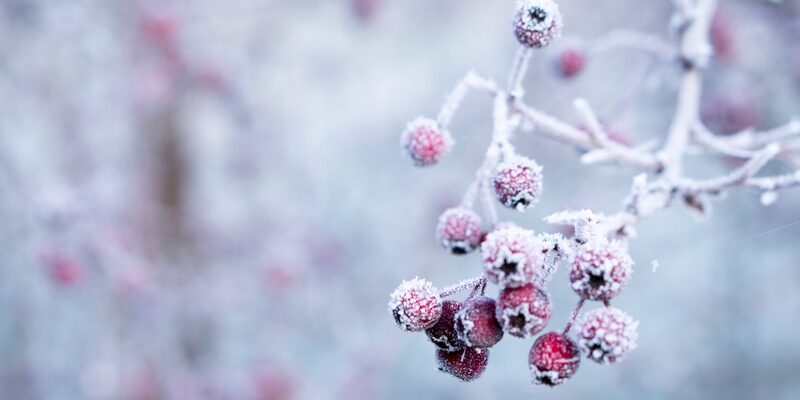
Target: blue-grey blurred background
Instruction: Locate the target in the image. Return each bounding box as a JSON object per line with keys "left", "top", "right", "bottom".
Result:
{"left": 1, "top": 0, "right": 799, "bottom": 399}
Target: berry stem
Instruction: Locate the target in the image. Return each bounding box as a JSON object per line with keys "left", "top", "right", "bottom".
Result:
{"left": 507, "top": 46, "right": 532, "bottom": 97}
{"left": 562, "top": 298, "right": 586, "bottom": 335}
{"left": 438, "top": 274, "right": 487, "bottom": 298}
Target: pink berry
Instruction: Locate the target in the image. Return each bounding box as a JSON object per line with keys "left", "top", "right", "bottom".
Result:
{"left": 529, "top": 332, "right": 581, "bottom": 386}
{"left": 556, "top": 49, "right": 585, "bottom": 78}
{"left": 481, "top": 225, "right": 543, "bottom": 288}
{"left": 569, "top": 240, "right": 633, "bottom": 301}
{"left": 496, "top": 284, "right": 551, "bottom": 338}
{"left": 455, "top": 296, "right": 504, "bottom": 348}
{"left": 388, "top": 278, "right": 443, "bottom": 331}
{"left": 492, "top": 156, "right": 543, "bottom": 211}
{"left": 426, "top": 300, "right": 465, "bottom": 352}
{"left": 513, "top": 0, "right": 562, "bottom": 49}
{"left": 401, "top": 117, "right": 453, "bottom": 166}
{"left": 577, "top": 307, "right": 639, "bottom": 364}
{"left": 436, "top": 207, "right": 483, "bottom": 255}
{"left": 436, "top": 347, "right": 489, "bottom": 382}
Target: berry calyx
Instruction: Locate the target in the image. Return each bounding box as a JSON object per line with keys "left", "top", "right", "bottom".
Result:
{"left": 401, "top": 117, "right": 453, "bottom": 166}
{"left": 569, "top": 240, "right": 633, "bottom": 301}
{"left": 496, "top": 284, "right": 552, "bottom": 338}
{"left": 436, "top": 347, "right": 489, "bottom": 382}
{"left": 492, "top": 156, "right": 544, "bottom": 211}
{"left": 513, "top": 0, "right": 563, "bottom": 48}
{"left": 481, "top": 225, "right": 543, "bottom": 288}
{"left": 426, "top": 300, "right": 465, "bottom": 352}
{"left": 529, "top": 332, "right": 581, "bottom": 386}
{"left": 436, "top": 207, "right": 483, "bottom": 255}
{"left": 577, "top": 307, "right": 638, "bottom": 364}
{"left": 388, "top": 278, "right": 443, "bottom": 331}
{"left": 454, "top": 296, "right": 504, "bottom": 348}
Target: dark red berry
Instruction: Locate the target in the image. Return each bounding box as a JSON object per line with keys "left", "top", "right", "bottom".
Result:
{"left": 388, "top": 278, "right": 443, "bottom": 331}
{"left": 436, "top": 347, "right": 489, "bottom": 382}
{"left": 556, "top": 49, "right": 585, "bottom": 78}
{"left": 529, "top": 332, "right": 581, "bottom": 386}
{"left": 455, "top": 296, "right": 504, "bottom": 348}
{"left": 492, "top": 156, "right": 543, "bottom": 211}
{"left": 496, "top": 284, "right": 551, "bottom": 338}
{"left": 426, "top": 300, "right": 465, "bottom": 352}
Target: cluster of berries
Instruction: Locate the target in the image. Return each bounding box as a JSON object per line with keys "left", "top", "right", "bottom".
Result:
{"left": 392, "top": 1, "right": 640, "bottom": 387}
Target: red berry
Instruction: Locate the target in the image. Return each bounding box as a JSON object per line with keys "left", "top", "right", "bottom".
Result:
{"left": 492, "top": 156, "right": 543, "bottom": 211}
{"left": 436, "top": 207, "right": 483, "bottom": 255}
{"left": 481, "top": 225, "right": 543, "bottom": 288}
{"left": 569, "top": 240, "right": 633, "bottom": 301}
{"left": 496, "top": 284, "right": 551, "bottom": 338}
{"left": 529, "top": 332, "right": 581, "bottom": 386}
{"left": 401, "top": 117, "right": 453, "bottom": 166}
{"left": 513, "top": 0, "right": 562, "bottom": 49}
{"left": 436, "top": 347, "right": 489, "bottom": 382}
{"left": 426, "top": 300, "right": 465, "bottom": 352}
{"left": 455, "top": 296, "right": 504, "bottom": 348}
{"left": 577, "top": 307, "right": 639, "bottom": 364}
{"left": 388, "top": 278, "right": 443, "bottom": 331}
{"left": 710, "top": 9, "right": 735, "bottom": 61}
{"left": 556, "top": 49, "right": 585, "bottom": 78}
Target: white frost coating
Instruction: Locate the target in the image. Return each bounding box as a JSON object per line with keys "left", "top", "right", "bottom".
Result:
{"left": 577, "top": 307, "right": 639, "bottom": 364}
{"left": 535, "top": 233, "right": 570, "bottom": 287}
{"left": 500, "top": 303, "right": 543, "bottom": 338}
{"left": 570, "top": 239, "right": 634, "bottom": 301}
{"left": 544, "top": 209, "right": 602, "bottom": 244}
{"left": 516, "top": 0, "right": 559, "bottom": 32}
{"left": 481, "top": 225, "right": 542, "bottom": 287}
{"left": 760, "top": 191, "right": 778, "bottom": 206}
{"left": 388, "top": 277, "right": 442, "bottom": 331}
{"left": 651, "top": 259, "right": 660, "bottom": 273}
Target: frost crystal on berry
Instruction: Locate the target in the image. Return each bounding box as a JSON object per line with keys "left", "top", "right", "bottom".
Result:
{"left": 481, "top": 225, "right": 543, "bottom": 288}
{"left": 529, "top": 332, "right": 581, "bottom": 386}
{"left": 454, "top": 296, "right": 504, "bottom": 348}
{"left": 496, "top": 284, "right": 551, "bottom": 338}
{"left": 426, "top": 300, "right": 465, "bottom": 352}
{"left": 569, "top": 240, "right": 633, "bottom": 301}
{"left": 388, "top": 277, "right": 443, "bottom": 331}
{"left": 436, "top": 347, "right": 489, "bottom": 382}
{"left": 436, "top": 207, "right": 483, "bottom": 255}
{"left": 492, "top": 156, "right": 543, "bottom": 211}
{"left": 401, "top": 117, "right": 453, "bottom": 166}
{"left": 513, "top": 0, "right": 562, "bottom": 48}
{"left": 577, "top": 307, "right": 639, "bottom": 364}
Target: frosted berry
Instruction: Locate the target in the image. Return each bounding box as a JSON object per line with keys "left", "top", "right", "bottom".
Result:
{"left": 401, "top": 117, "right": 453, "bottom": 166}
{"left": 436, "top": 207, "right": 483, "bottom": 255}
{"left": 577, "top": 307, "right": 638, "bottom": 364}
{"left": 513, "top": 0, "right": 562, "bottom": 48}
{"left": 492, "top": 156, "right": 543, "bottom": 211}
{"left": 388, "top": 278, "right": 443, "bottom": 331}
{"left": 455, "top": 296, "right": 504, "bottom": 348}
{"left": 436, "top": 347, "right": 489, "bottom": 382}
{"left": 569, "top": 240, "right": 633, "bottom": 301}
{"left": 426, "top": 300, "right": 465, "bottom": 352}
{"left": 529, "top": 332, "right": 580, "bottom": 386}
{"left": 496, "top": 284, "right": 551, "bottom": 338}
{"left": 481, "top": 225, "right": 543, "bottom": 288}
{"left": 556, "top": 48, "right": 585, "bottom": 78}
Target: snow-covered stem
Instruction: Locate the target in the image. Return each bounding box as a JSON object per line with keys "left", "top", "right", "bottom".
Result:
{"left": 507, "top": 47, "right": 533, "bottom": 97}
{"left": 438, "top": 275, "right": 487, "bottom": 298}
{"left": 562, "top": 298, "right": 586, "bottom": 335}
{"left": 726, "top": 118, "right": 800, "bottom": 148}
{"left": 677, "top": 144, "right": 781, "bottom": 193}
{"left": 437, "top": 72, "right": 475, "bottom": 126}
{"left": 693, "top": 122, "right": 759, "bottom": 158}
